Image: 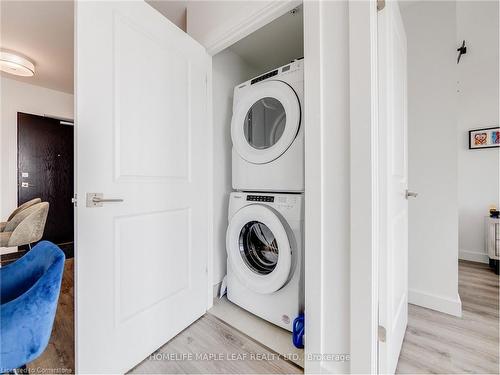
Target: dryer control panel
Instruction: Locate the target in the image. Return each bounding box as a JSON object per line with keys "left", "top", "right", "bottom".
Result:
{"left": 235, "top": 59, "right": 303, "bottom": 92}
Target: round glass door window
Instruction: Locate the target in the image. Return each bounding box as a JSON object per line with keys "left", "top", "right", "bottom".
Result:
{"left": 239, "top": 221, "right": 279, "bottom": 275}
{"left": 243, "top": 97, "right": 286, "bottom": 150}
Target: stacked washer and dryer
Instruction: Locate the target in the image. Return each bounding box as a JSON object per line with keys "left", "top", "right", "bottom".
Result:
{"left": 225, "top": 59, "right": 304, "bottom": 332}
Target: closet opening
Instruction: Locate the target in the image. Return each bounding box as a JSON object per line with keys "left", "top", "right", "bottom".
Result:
{"left": 209, "top": 5, "right": 305, "bottom": 369}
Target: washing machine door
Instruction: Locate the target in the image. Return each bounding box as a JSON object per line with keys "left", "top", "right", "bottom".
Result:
{"left": 231, "top": 80, "right": 301, "bottom": 164}
{"left": 226, "top": 204, "right": 293, "bottom": 294}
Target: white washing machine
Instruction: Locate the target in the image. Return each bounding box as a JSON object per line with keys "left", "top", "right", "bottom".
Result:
{"left": 231, "top": 59, "right": 304, "bottom": 192}
{"left": 226, "top": 192, "right": 304, "bottom": 331}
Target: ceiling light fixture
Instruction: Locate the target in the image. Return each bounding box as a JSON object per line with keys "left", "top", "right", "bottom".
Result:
{"left": 0, "top": 51, "right": 35, "bottom": 77}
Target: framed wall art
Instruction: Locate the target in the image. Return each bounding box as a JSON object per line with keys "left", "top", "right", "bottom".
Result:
{"left": 469, "top": 127, "right": 500, "bottom": 150}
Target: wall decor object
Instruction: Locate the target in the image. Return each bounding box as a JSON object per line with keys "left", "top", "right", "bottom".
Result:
{"left": 469, "top": 127, "right": 500, "bottom": 149}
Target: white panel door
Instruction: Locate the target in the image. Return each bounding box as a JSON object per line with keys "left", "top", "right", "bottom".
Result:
{"left": 378, "top": 0, "right": 408, "bottom": 373}
{"left": 75, "top": 1, "right": 210, "bottom": 373}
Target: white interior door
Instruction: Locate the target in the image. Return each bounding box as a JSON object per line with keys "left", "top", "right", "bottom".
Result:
{"left": 378, "top": 0, "right": 408, "bottom": 373}
{"left": 75, "top": 1, "right": 210, "bottom": 372}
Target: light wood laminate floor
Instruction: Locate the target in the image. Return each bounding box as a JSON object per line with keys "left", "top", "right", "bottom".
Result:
{"left": 28, "top": 259, "right": 498, "bottom": 374}
{"left": 396, "top": 260, "right": 499, "bottom": 374}
{"left": 130, "top": 314, "right": 302, "bottom": 374}
{"left": 209, "top": 297, "right": 304, "bottom": 367}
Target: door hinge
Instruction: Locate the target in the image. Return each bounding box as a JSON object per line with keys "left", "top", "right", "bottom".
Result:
{"left": 71, "top": 194, "right": 78, "bottom": 207}
{"left": 377, "top": 0, "right": 385, "bottom": 11}
{"left": 405, "top": 189, "right": 419, "bottom": 199}
{"left": 378, "top": 325, "right": 386, "bottom": 342}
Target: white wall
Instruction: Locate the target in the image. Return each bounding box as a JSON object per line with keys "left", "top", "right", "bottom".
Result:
{"left": 456, "top": 1, "right": 499, "bottom": 263}
{"left": 212, "top": 50, "right": 257, "bottom": 286}
{"left": 401, "top": 2, "right": 462, "bottom": 316}
{"left": 0, "top": 77, "right": 73, "bottom": 252}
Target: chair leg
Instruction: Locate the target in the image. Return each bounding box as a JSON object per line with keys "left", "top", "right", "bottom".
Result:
{"left": 28, "top": 243, "right": 32, "bottom": 251}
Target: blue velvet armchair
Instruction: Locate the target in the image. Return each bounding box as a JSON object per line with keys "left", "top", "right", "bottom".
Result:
{"left": 0, "top": 241, "right": 65, "bottom": 372}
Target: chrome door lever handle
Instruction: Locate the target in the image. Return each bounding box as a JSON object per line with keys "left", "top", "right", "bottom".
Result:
{"left": 92, "top": 197, "right": 124, "bottom": 203}
{"left": 405, "top": 190, "right": 418, "bottom": 199}
{"left": 86, "top": 193, "right": 124, "bottom": 207}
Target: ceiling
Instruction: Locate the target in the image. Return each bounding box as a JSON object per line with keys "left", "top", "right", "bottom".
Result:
{"left": 146, "top": 1, "right": 187, "bottom": 31}
{"left": 0, "top": 1, "right": 74, "bottom": 93}
{"left": 229, "top": 5, "right": 304, "bottom": 73}
{"left": 0, "top": 1, "right": 187, "bottom": 94}
{"left": 398, "top": 0, "right": 422, "bottom": 10}
{"left": 0, "top": 1, "right": 301, "bottom": 93}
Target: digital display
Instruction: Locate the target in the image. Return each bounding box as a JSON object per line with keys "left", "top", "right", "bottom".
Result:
{"left": 251, "top": 70, "right": 278, "bottom": 85}
{"left": 246, "top": 195, "right": 274, "bottom": 202}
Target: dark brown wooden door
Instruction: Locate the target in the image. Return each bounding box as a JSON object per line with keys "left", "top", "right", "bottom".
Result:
{"left": 18, "top": 112, "right": 74, "bottom": 248}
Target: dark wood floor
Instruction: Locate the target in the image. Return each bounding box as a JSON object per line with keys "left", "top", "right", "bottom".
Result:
{"left": 27, "top": 259, "right": 499, "bottom": 374}
{"left": 28, "top": 258, "right": 74, "bottom": 373}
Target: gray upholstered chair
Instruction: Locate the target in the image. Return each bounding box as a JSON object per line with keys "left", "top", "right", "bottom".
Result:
{"left": 0, "top": 198, "right": 42, "bottom": 232}
{"left": 0, "top": 202, "right": 49, "bottom": 248}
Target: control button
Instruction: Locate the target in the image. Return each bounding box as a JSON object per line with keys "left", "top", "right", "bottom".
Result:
{"left": 246, "top": 195, "right": 274, "bottom": 202}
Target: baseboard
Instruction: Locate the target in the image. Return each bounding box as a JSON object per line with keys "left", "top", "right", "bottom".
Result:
{"left": 459, "top": 249, "right": 489, "bottom": 264}
{"left": 409, "top": 288, "right": 462, "bottom": 317}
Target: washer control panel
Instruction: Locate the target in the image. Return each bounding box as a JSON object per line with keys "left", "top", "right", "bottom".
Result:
{"left": 246, "top": 195, "right": 274, "bottom": 202}
{"left": 229, "top": 192, "right": 303, "bottom": 221}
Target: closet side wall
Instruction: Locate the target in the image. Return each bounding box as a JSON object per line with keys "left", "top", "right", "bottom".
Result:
{"left": 212, "top": 50, "right": 258, "bottom": 287}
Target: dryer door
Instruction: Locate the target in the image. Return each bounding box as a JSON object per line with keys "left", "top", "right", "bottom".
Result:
{"left": 231, "top": 80, "right": 301, "bottom": 164}
{"left": 226, "top": 204, "right": 293, "bottom": 294}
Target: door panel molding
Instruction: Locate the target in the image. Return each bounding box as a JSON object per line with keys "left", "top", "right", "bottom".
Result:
{"left": 113, "top": 208, "right": 192, "bottom": 324}
{"left": 113, "top": 12, "right": 191, "bottom": 182}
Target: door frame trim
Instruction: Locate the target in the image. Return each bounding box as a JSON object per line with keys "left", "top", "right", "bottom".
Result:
{"left": 348, "top": 0, "right": 380, "bottom": 373}
{"left": 303, "top": 1, "right": 351, "bottom": 373}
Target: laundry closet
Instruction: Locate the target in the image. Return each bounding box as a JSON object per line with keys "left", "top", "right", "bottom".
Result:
{"left": 76, "top": 1, "right": 352, "bottom": 372}
{"left": 208, "top": 5, "right": 305, "bottom": 367}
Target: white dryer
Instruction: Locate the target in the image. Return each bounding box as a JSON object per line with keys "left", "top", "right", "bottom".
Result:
{"left": 226, "top": 192, "right": 304, "bottom": 331}
{"left": 231, "top": 60, "right": 304, "bottom": 192}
